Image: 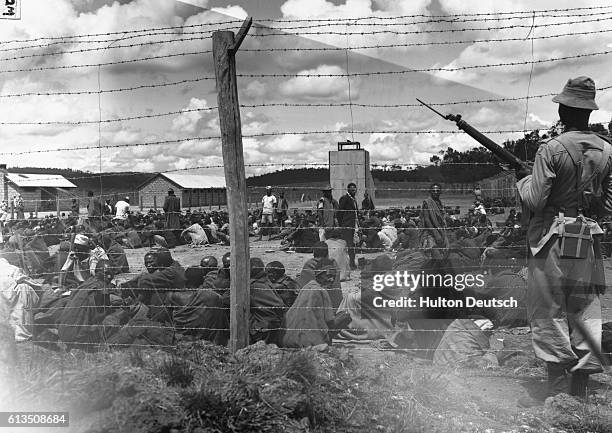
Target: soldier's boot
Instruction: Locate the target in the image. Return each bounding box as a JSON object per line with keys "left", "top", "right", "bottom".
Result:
{"left": 569, "top": 371, "right": 590, "bottom": 398}
{"left": 518, "top": 362, "right": 569, "bottom": 408}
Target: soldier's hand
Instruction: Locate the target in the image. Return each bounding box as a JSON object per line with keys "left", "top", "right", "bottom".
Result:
{"left": 515, "top": 162, "right": 533, "bottom": 180}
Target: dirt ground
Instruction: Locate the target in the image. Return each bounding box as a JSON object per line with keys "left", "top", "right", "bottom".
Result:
{"left": 118, "top": 234, "right": 612, "bottom": 430}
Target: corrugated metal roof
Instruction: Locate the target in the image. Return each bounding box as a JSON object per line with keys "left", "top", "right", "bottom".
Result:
{"left": 161, "top": 173, "right": 226, "bottom": 189}
{"left": 6, "top": 173, "right": 77, "bottom": 188}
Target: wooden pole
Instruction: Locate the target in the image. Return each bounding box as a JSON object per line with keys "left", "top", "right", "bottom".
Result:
{"left": 56, "top": 194, "right": 60, "bottom": 218}
{"left": 213, "top": 17, "right": 252, "bottom": 352}
{"left": 153, "top": 195, "right": 157, "bottom": 211}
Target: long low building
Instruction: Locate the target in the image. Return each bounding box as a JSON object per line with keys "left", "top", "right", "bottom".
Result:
{"left": 0, "top": 164, "right": 77, "bottom": 212}
{"left": 137, "top": 172, "right": 227, "bottom": 209}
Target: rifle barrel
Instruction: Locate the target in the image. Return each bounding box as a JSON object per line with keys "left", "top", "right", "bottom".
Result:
{"left": 416, "top": 98, "right": 448, "bottom": 120}
{"left": 455, "top": 119, "right": 526, "bottom": 169}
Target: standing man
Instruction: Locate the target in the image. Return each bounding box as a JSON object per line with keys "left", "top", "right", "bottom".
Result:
{"left": 361, "top": 190, "right": 375, "bottom": 218}
{"left": 337, "top": 182, "right": 359, "bottom": 269}
{"left": 258, "top": 186, "right": 276, "bottom": 241}
{"left": 86, "top": 190, "right": 103, "bottom": 231}
{"left": 317, "top": 185, "right": 338, "bottom": 241}
{"left": 163, "top": 189, "right": 181, "bottom": 234}
{"left": 276, "top": 192, "right": 289, "bottom": 228}
{"left": 13, "top": 193, "right": 24, "bottom": 221}
{"left": 419, "top": 183, "right": 449, "bottom": 261}
{"left": 473, "top": 184, "right": 482, "bottom": 201}
{"left": 517, "top": 76, "right": 612, "bottom": 404}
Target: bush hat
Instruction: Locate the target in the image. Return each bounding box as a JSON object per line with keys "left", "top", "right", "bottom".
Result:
{"left": 552, "top": 76, "right": 598, "bottom": 110}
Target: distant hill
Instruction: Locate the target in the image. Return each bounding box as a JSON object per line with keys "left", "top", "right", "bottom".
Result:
{"left": 246, "top": 165, "right": 500, "bottom": 186}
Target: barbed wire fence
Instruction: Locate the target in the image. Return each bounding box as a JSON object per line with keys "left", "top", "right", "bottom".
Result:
{"left": 1, "top": 9, "right": 611, "bottom": 362}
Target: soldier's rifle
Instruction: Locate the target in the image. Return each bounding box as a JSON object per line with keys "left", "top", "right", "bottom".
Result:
{"left": 417, "top": 98, "right": 608, "bottom": 367}
{"left": 416, "top": 98, "right": 531, "bottom": 171}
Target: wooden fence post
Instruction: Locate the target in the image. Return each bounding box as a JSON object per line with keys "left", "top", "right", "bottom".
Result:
{"left": 213, "top": 17, "right": 252, "bottom": 352}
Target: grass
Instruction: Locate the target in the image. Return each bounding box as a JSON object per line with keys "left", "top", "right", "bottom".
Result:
{"left": 8, "top": 340, "right": 612, "bottom": 433}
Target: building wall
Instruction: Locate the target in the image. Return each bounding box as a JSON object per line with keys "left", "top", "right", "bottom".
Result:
{"left": 138, "top": 176, "right": 183, "bottom": 209}
{"left": 138, "top": 175, "right": 229, "bottom": 209}
{"left": 184, "top": 187, "right": 227, "bottom": 208}
{"left": 329, "top": 149, "right": 376, "bottom": 206}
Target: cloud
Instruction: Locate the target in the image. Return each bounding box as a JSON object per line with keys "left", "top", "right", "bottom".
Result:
{"left": 278, "top": 64, "right": 356, "bottom": 101}
{"left": 171, "top": 97, "right": 210, "bottom": 133}
{"left": 432, "top": 0, "right": 612, "bottom": 92}
{"left": 211, "top": 5, "right": 248, "bottom": 19}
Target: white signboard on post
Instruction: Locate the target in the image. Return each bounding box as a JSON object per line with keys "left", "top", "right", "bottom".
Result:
{"left": 1, "top": 0, "right": 20, "bottom": 20}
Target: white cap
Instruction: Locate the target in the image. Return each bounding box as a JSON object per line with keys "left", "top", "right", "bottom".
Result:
{"left": 74, "top": 234, "right": 89, "bottom": 246}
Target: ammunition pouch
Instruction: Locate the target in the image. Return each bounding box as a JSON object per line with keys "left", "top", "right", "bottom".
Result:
{"left": 558, "top": 218, "right": 592, "bottom": 259}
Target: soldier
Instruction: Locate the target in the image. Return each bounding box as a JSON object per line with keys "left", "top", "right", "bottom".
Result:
{"left": 317, "top": 185, "right": 338, "bottom": 241}
{"left": 516, "top": 76, "right": 612, "bottom": 405}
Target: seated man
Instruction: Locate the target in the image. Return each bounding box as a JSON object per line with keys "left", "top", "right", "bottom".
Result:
{"left": 338, "top": 254, "right": 396, "bottom": 340}
{"left": 181, "top": 220, "right": 209, "bottom": 246}
{"left": 283, "top": 216, "right": 319, "bottom": 253}
{"left": 266, "top": 261, "right": 299, "bottom": 308}
{"left": 58, "top": 234, "right": 109, "bottom": 290}
{"left": 249, "top": 257, "right": 286, "bottom": 345}
{"left": 283, "top": 258, "right": 350, "bottom": 348}
{"left": 296, "top": 241, "right": 343, "bottom": 310}
{"left": 58, "top": 260, "right": 116, "bottom": 347}
{"left": 433, "top": 317, "right": 499, "bottom": 368}
{"left": 202, "top": 252, "right": 231, "bottom": 296}
{"left": 378, "top": 218, "right": 398, "bottom": 251}
{"left": 0, "top": 257, "right": 40, "bottom": 342}
{"left": 325, "top": 229, "right": 350, "bottom": 281}
{"left": 100, "top": 234, "right": 129, "bottom": 275}
{"left": 171, "top": 255, "right": 229, "bottom": 345}
{"left": 392, "top": 219, "right": 419, "bottom": 251}
{"left": 119, "top": 247, "right": 185, "bottom": 323}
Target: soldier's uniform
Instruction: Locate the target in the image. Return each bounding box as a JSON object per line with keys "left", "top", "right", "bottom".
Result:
{"left": 517, "top": 76, "right": 612, "bottom": 399}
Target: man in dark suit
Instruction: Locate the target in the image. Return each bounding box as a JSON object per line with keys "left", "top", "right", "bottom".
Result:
{"left": 337, "top": 182, "right": 359, "bottom": 269}
{"left": 163, "top": 189, "right": 181, "bottom": 245}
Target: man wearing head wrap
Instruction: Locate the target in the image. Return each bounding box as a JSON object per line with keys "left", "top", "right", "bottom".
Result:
{"left": 517, "top": 76, "right": 612, "bottom": 403}
{"left": 283, "top": 258, "right": 349, "bottom": 347}
{"left": 249, "top": 257, "right": 286, "bottom": 345}
{"left": 266, "top": 261, "right": 299, "bottom": 308}
{"left": 59, "top": 234, "right": 109, "bottom": 289}
{"left": 58, "top": 260, "right": 115, "bottom": 346}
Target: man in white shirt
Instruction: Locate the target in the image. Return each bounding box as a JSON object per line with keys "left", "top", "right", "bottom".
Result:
{"left": 114, "top": 197, "right": 131, "bottom": 221}
{"left": 474, "top": 200, "right": 487, "bottom": 216}
{"left": 258, "top": 186, "right": 277, "bottom": 241}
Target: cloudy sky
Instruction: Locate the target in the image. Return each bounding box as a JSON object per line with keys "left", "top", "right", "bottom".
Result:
{"left": 1, "top": 0, "right": 611, "bottom": 178}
